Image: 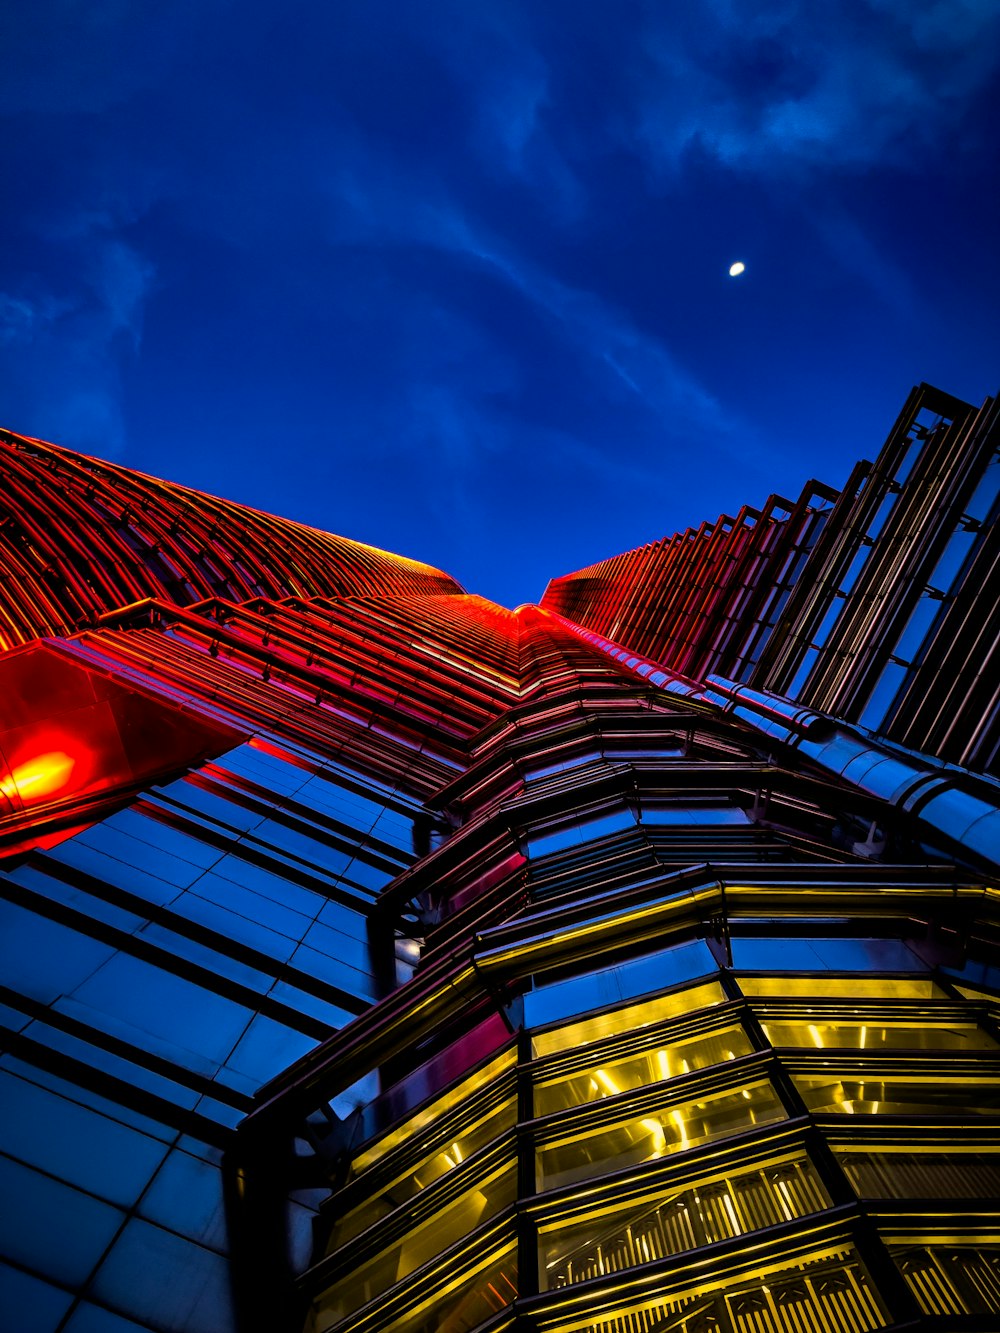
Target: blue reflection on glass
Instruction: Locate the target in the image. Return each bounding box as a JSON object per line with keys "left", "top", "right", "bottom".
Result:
{"left": 525, "top": 939, "right": 717, "bottom": 1029}
{"left": 0, "top": 1154, "right": 124, "bottom": 1287}
{"left": 0, "top": 1260, "right": 74, "bottom": 1333}
{"left": 139, "top": 1150, "right": 228, "bottom": 1253}
{"left": 731, "top": 937, "right": 927, "bottom": 972}
{"left": 527, "top": 807, "right": 635, "bottom": 859}
{"left": 63, "top": 1301, "right": 151, "bottom": 1332}
{"left": 0, "top": 1072, "right": 167, "bottom": 1208}
{"left": 90, "top": 1219, "right": 234, "bottom": 1333}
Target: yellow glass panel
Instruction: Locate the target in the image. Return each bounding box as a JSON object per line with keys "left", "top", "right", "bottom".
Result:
{"left": 838, "top": 1148, "right": 1000, "bottom": 1200}
{"left": 536, "top": 1080, "right": 785, "bottom": 1192}
{"left": 954, "top": 984, "right": 1000, "bottom": 1004}
{"left": 794, "top": 1075, "right": 1000, "bottom": 1116}
{"left": 540, "top": 1153, "right": 829, "bottom": 1290}
{"left": 375, "top": 1245, "right": 517, "bottom": 1333}
{"left": 893, "top": 1244, "right": 1000, "bottom": 1317}
{"left": 328, "top": 1096, "right": 515, "bottom": 1251}
{"left": 738, "top": 976, "right": 946, "bottom": 999}
{"left": 353, "top": 1049, "right": 515, "bottom": 1175}
{"left": 762, "top": 1020, "right": 996, "bottom": 1052}
{"left": 535, "top": 1024, "right": 752, "bottom": 1116}
{"left": 314, "top": 1163, "right": 516, "bottom": 1326}
{"left": 532, "top": 980, "right": 727, "bottom": 1058}
{"left": 552, "top": 1243, "right": 887, "bottom": 1333}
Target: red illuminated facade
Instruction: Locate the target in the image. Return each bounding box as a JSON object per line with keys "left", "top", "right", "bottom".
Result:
{"left": 1, "top": 387, "right": 999, "bottom": 1333}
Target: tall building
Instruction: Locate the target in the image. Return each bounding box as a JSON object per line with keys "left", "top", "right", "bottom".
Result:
{"left": 1, "top": 383, "right": 999, "bottom": 1333}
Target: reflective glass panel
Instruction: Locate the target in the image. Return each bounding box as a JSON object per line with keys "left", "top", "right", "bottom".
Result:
{"left": 315, "top": 1163, "right": 515, "bottom": 1324}
{"left": 893, "top": 1244, "right": 1000, "bottom": 1317}
{"left": 553, "top": 1244, "right": 887, "bottom": 1333}
{"left": 535, "top": 1025, "right": 752, "bottom": 1116}
{"left": 795, "top": 1076, "right": 1000, "bottom": 1116}
{"left": 731, "top": 937, "right": 926, "bottom": 972}
{"left": 374, "top": 1245, "right": 517, "bottom": 1333}
{"left": 536, "top": 1080, "right": 785, "bottom": 1192}
{"left": 532, "top": 980, "right": 726, "bottom": 1059}
{"left": 328, "top": 1098, "right": 515, "bottom": 1251}
{"left": 838, "top": 1149, "right": 1000, "bottom": 1200}
{"left": 738, "top": 976, "right": 945, "bottom": 999}
{"left": 540, "top": 1153, "right": 829, "bottom": 1290}
{"left": 762, "top": 1020, "right": 996, "bottom": 1052}
{"left": 527, "top": 943, "right": 719, "bottom": 1039}
{"left": 352, "top": 1049, "right": 515, "bottom": 1177}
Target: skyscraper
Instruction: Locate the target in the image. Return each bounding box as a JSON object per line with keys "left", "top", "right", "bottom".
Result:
{"left": 1, "top": 382, "right": 998, "bottom": 1333}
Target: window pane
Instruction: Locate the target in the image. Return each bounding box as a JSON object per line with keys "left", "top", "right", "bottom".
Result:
{"left": 352, "top": 1048, "right": 515, "bottom": 1178}
{"left": 731, "top": 937, "right": 926, "bottom": 972}
{"left": 317, "top": 1163, "right": 515, "bottom": 1323}
{"left": 535, "top": 1024, "right": 752, "bottom": 1116}
{"left": 329, "top": 1098, "right": 515, "bottom": 1251}
{"left": 375, "top": 1245, "right": 517, "bottom": 1333}
{"left": 839, "top": 1149, "right": 1000, "bottom": 1200}
{"left": 527, "top": 942, "right": 719, "bottom": 1041}
{"left": 795, "top": 1075, "right": 1000, "bottom": 1116}
{"left": 893, "top": 1244, "right": 1000, "bottom": 1318}
{"left": 553, "top": 1244, "right": 887, "bottom": 1333}
{"left": 540, "top": 1154, "right": 829, "bottom": 1290}
{"left": 739, "top": 975, "right": 945, "bottom": 999}
{"left": 532, "top": 980, "right": 726, "bottom": 1059}
{"left": 762, "top": 1020, "right": 996, "bottom": 1052}
{"left": 536, "top": 1080, "right": 785, "bottom": 1192}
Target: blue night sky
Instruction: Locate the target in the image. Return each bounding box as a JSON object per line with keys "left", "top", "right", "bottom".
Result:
{"left": 2, "top": 1, "right": 999, "bottom": 608}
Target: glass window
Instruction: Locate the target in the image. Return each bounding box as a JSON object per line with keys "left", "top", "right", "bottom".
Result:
{"left": 761, "top": 1019, "right": 996, "bottom": 1052}
{"left": 0, "top": 1153, "right": 125, "bottom": 1288}
{"left": 63, "top": 1301, "right": 151, "bottom": 1332}
{"left": 343, "top": 1244, "right": 517, "bottom": 1333}
{"left": 532, "top": 978, "right": 726, "bottom": 1059}
{"left": 316, "top": 1163, "right": 515, "bottom": 1324}
{"left": 288, "top": 942, "right": 378, "bottom": 1002}
{"left": 794, "top": 1075, "right": 1000, "bottom": 1117}
{"left": 210, "top": 853, "right": 326, "bottom": 918}
{"left": 48, "top": 839, "right": 194, "bottom": 906}
{"left": 553, "top": 1243, "right": 887, "bottom": 1333}
{"left": 328, "top": 1097, "right": 515, "bottom": 1251}
{"left": 64, "top": 954, "right": 253, "bottom": 1071}
{"left": 892, "top": 1243, "right": 1000, "bottom": 1317}
{"left": 0, "top": 1260, "right": 75, "bottom": 1333}
{"left": 187, "top": 870, "right": 313, "bottom": 942}
{"left": 139, "top": 1148, "right": 228, "bottom": 1251}
{"left": 838, "top": 1149, "right": 1000, "bottom": 1200}
{"left": 540, "top": 1153, "right": 829, "bottom": 1290}
{"left": 353, "top": 1047, "right": 516, "bottom": 1177}
{"left": 528, "top": 954, "right": 725, "bottom": 1055}
{"left": 0, "top": 1070, "right": 168, "bottom": 1208}
{"left": 89, "top": 1219, "right": 234, "bottom": 1333}
{"left": 166, "top": 891, "right": 297, "bottom": 964}
{"left": 224, "top": 1014, "right": 318, "bottom": 1087}
{"left": 731, "top": 937, "right": 927, "bottom": 973}
{"left": 739, "top": 976, "right": 945, "bottom": 999}
{"left": 527, "top": 808, "right": 635, "bottom": 859}
{"left": 534, "top": 1024, "right": 752, "bottom": 1116}
{"left": 0, "top": 899, "right": 116, "bottom": 1006}
{"left": 536, "top": 1080, "right": 785, "bottom": 1192}
{"left": 642, "top": 804, "right": 750, "bottom": 825}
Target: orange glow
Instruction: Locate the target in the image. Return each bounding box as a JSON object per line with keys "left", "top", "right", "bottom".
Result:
{"left": 0, "top": 750, "right": 76, "bottom": 804}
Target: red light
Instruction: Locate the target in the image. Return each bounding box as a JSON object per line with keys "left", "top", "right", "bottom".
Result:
{"left": 0, "top": 750, "right": 76, "bottom": 804}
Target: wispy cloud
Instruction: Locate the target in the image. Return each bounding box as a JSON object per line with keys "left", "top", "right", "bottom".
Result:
{"left": 0, "top": 236, "right": 154, "bottom": 455}
{"left": 631, "top": 0, "right": 1000, "bottom": 176}
{"left": 324, "top": 152, "right": 734, "bottom": 448}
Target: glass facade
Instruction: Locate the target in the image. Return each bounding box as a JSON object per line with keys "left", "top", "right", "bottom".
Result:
{"left": 1, "top": 384, "right": 999, "bottom": 1332}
